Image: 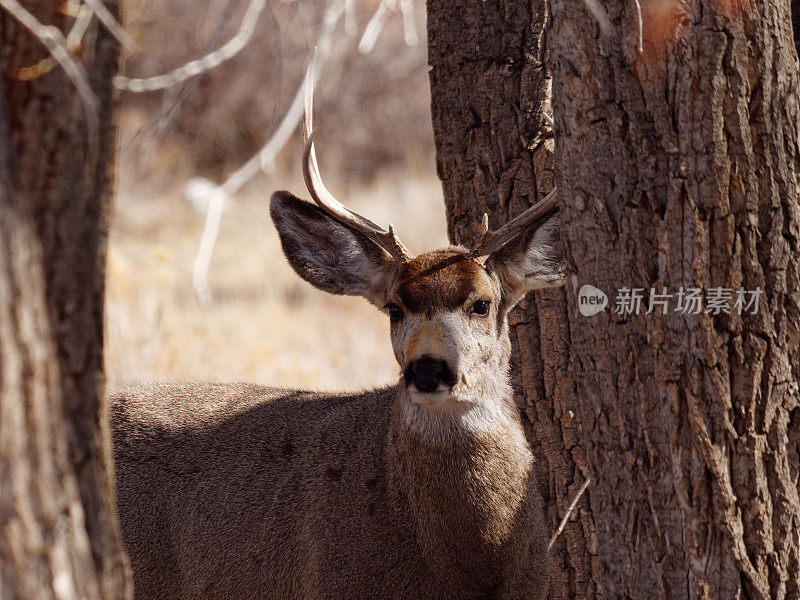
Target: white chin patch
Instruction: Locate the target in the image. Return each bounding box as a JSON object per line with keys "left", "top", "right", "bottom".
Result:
{"left": 408, "top": 389, "right": 452, "bottom": 408}
{"left": 401, "top": 387, "right": 510, "bottom": 438}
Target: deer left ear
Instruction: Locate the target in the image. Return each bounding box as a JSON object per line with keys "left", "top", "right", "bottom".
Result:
{"left": 485, "top": 214, "right": 566, "bottom": 307}
{"left": 270, "top": 191, "right": 396, "bottom": 307}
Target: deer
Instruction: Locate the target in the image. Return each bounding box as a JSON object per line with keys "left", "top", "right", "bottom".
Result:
{"left": 110, "top": 67, "right": 566, "bottom": 600}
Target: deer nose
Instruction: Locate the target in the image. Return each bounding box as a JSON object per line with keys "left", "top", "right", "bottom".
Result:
{"left": 404, "top": 356, "right": 456, "bottom": 393}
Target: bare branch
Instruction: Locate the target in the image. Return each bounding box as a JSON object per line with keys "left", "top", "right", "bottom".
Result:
{"left": 549, "top": 478, "right": 591, "bottom": 550}
{"left": 62, "top": 1, "right": 84, "bottom": 18}
{"left": 398, "top": 0, "right": 418, "bottom": 47}
{"left": 17, "top": 0, "right": 133, "bottom": 82}
{"left": 16, "top": 2, "right": 93, "bottom": 81}
{"left": 83, "top": 0, "right": 135, "bottom": 49}
{"left": 0, "top": 0, "right": 99, "bottom": 194}
{"left": 65, "top": 2, "right": 93, "bottom": 49}
{"left": 115, "top": 0, "right": 267, "bottom": 92}
{"left": 344, "top": 0, "right": 357, "bottom": 36}
{"left": 358, "top": 0, "right": 391, "bottom": 54}
{"left": 634, "top": 0, "right": 643, "bottom": 53}
{"left": 117, "top": 0, "right": 240, "bottom": 154}
{"left": 190, "top": 0, "right": 346, "bottom": 304}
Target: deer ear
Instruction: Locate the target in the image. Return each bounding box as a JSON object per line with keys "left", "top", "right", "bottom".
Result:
{"left": 485, "top": 214, "right": 566, "bottom": 308}
{"left": 270, "top": 191, "right": 395, "bottom": 306}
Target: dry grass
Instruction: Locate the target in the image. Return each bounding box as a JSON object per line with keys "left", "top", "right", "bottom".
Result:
{"left": 104, "top": 174, "right": 447, "bottom": 392}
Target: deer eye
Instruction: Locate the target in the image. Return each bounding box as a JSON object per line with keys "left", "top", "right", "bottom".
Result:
{"left": 472, "top": 300, "right": 491, "bottom": 316}
{"left": 386, "top": 304, "right": 404, "bottom": 323}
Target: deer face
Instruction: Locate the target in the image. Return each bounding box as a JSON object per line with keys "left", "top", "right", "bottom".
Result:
{"left": 386, "top": 250, "right": 505, "bottom": 407}
{"left": 270, "top": 192, "right": 565, "bottom": 424}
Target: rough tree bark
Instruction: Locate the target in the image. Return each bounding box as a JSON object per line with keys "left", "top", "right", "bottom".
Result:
{"left": 428, "top": 0, "right": 800, "bottom": 598}
{"left": 0, "top": 3, "right": 131, "bottom": 599}
{"left": 547, "top": 0, "right": 800, "bottom": 595}
{"left": 427, "top": 2, "right": 597, "bottom": 599}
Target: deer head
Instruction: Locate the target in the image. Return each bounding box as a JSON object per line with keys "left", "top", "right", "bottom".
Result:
{"left": 270, "top": 69, "right": 565, "bottom": 435}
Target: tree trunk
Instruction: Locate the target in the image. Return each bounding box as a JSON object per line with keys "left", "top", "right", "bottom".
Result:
{"left": 427, "top": 2, "right": 597, "bottom": 599}
{"left": 0, "top": 4, "right": 131, "bottom": 599}
{"left": 547, "top": 0, "right": 800, "bottom": 594}
{"left": 428, "top": 0, "right": 800, "bottom": 598}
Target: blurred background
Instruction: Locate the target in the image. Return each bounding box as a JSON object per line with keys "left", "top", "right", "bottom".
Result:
{"left": 106, "top": 0, "right": 447, "bottom": 390}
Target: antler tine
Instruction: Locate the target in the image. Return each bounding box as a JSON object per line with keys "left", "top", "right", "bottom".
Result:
{"left": 468, "top": 188, "right": 559, "bottom": 258}
{"left": 301, "top": 56, "right": 412, "bottom": 263}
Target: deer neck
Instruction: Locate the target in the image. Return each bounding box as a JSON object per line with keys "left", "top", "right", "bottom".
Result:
{"left": 386, "top": 337, "right": 535, "bottom": 593}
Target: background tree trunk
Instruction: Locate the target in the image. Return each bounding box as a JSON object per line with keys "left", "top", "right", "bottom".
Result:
{"left": 427, "top": 2, "right": 598, "bottom": 599}
{"left": 0, "top": 4, "right": 131, "bottom": 599}
{"left": 428, "top": 0, "right": 800, "bottom": 598}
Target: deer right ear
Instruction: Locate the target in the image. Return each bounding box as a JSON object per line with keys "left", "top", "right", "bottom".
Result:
{"left": 270, "top": 191, "right": 395, "bottom": 306}
{"left": 485, "top": 214, "right": 566, "bottom": 308}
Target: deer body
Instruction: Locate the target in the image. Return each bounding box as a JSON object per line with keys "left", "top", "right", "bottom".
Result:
{"left": 112, "top": 71, "right": 565, "bottom": 599}
{"left": 112, "top": 376, "right": 545, "bottom": 599}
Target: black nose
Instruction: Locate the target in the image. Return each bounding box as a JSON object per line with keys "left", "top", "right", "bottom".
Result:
{"left": 404, "top": 356, "right": 456, "bottom": 393}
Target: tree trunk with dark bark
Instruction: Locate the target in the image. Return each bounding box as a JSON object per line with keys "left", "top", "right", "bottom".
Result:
{"left": 428, "top": 0, "right": 800, "bottom": 598}
{"left": 548, "top": 0, "right": 800, "bottom": 595}
{"left": 0, "top": 4, "right": 131, "bottom": 599}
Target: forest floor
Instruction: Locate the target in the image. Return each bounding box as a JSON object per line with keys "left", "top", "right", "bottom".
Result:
{"left": 104, "top": 173, "right": 447, "bottom": 392}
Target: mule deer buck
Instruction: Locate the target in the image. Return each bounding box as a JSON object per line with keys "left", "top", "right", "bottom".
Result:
{"left": 111, "top": 70, "right": 565, "bottom": 600}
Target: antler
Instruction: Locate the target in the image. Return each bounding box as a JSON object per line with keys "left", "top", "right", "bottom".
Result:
{"left": 467, "top": 188, "right": 559, "bottom": 258}
{"left": 301, "top": 57, "right": 413, "bottom": 263}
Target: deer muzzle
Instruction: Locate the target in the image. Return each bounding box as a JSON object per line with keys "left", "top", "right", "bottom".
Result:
{"left": 404, "top": 355, "right": 457, "bottom": 393}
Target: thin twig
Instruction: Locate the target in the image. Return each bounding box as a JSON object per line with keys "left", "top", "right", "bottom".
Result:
{"left": 190, "top": 1, "right": 345, "bottom": 304}
{"left": 398, "top": 0, "right": 418, "bottom": 46}
{"left": 0, "top": 0, "right": 100, "bottom": 196}
{"left": 65, "top": 2, "right": 93, "bottom": 49}
{"left": 16, "top": 2, "right": 93, "bottom": 81}
{"left": 83, "top": 0, "right": 135, "bottom": 49}
{"left": 115, "top": 0, "right": 267, "bottom": 92}
{"left": 358, "top": 0, "right": 391, "bottom": 54}
{"left": 634, "top": 0, "right": 643, "bottom": 53}
{"left": 548, "top": 477, "right": 591, "bottom": 550}
{"left": 118, "top": 0, "right": 241, "bottom": 154}
{"left": 63, "top": 1, "right": 83, "bottom": 18}
{"left": 344, "top": 0, "right": 357, "bottom": 36}
{"left": 17, "top": 0, "right": 132, "bottom": 81}
{"left": 543, "top": 111, "right": 555, "bottom": 130}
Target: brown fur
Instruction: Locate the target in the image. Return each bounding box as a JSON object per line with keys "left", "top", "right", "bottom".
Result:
{"left": 111, "top": 192, "right": 564, "bottom": 599}
{"left": 111, "top": 383, "right": 547, "bottom": 599}
{"left": 394, "top": 250, "right": 494, "bottom": 314}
